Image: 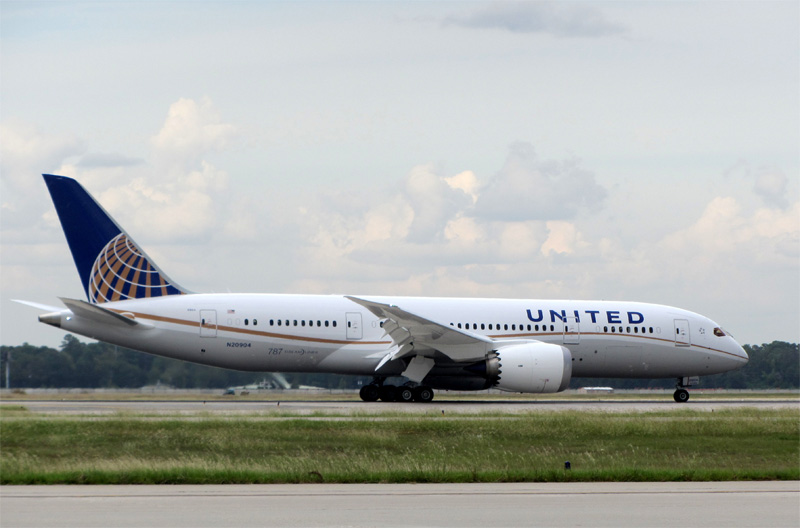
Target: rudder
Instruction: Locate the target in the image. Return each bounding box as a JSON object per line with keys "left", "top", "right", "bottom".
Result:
{"left": 43, "top": 174, "right": 189, "bottom": 303}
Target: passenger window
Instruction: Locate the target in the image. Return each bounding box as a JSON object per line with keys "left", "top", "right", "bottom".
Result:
{"left": 512, "top": 324, "right": 516, "bottom": 331}
{"left": 481, "top": 323, "right": 485, "bottom": 330}
{"left": 333, "top": 321, "right": 337, "bottom": 327}
{"left": 253, "top": 319, "right": 257, "bottom": 326}
{"left": 245, "top": 319, "right": 249, "bottom": 326}
{"left": 504, "top": 324, "right": 508, "bottom": 330}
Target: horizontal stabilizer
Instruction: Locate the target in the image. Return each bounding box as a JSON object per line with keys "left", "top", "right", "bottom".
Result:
{"left": 59, "top": 297, "right": 153, "bottom": 329}
{"left": 12, "top": 299, "right": 62, "bottom": 312}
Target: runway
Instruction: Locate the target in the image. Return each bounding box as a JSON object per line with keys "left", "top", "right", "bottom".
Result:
{"left": 8, "top": 397, "right": 799, "bottom": 415}
{"left": 2, "top": 482, "right": 798, "bottom": 528}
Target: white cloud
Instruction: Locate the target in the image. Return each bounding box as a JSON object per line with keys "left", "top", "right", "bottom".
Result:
{"left": 474, "top": 142, "right": 607, "bottom": 221}
{"left": 87, "top": 98, "right": 238, "bottom": 242}
{"left": 444, "top": 1, "right": 628, "bottom": 38}
{"left": 540, "top": 221, "right": 586, "bottom": 256}
{"left": 444, "top": 170, "right": 480, "bottom": 204}
{"left": 0, "top": 120, "right": 85, "bottom": 196}
{"left": 152, "top": 97, "right": 237, "bottom": 168}
{"left": 403, "top": 164, "right": 474, "bottom": 243}
{"left": 753, "top": 167, "right": 790, "bottom": 209}
{"left": 660, "top": 196, "right": 799, "bottom": 265}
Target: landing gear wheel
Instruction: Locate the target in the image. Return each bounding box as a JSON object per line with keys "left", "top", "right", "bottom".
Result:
{"left": 413, "top": 386, "right": 434, "bottom": 403}
{"left": 398, "top": 387, "right": 415, "bottom": 402}
{"left": 379, "top": 385, "right": 397, "bottom": 402}
{"left": 673, "top": 389, "right": 690, "bottom": 403}
{"left": 359, "top": 384, "right": 380, "bottom": 402}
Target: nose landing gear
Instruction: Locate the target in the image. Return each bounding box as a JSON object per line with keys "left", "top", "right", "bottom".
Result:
{"left": 673, "top": 388, "right": 690, "bottom": 403}
{"left": 673, "top": 376, "right": 698, "bottom": 403}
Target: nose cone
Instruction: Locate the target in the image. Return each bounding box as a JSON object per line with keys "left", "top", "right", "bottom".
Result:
{"left": 729, "top": 339, "right": 749, "bottom": 368}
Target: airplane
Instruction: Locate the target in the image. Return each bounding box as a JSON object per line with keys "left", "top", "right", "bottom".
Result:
{"left": 21, "top": 174, "right": 749, "bottom": 403}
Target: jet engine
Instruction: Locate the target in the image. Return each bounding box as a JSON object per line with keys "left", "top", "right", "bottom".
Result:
{"left": 488, "top": 342, "right": 572, "bottom": 393}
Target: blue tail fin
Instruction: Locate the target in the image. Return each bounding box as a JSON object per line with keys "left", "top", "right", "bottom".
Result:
{"left": 43, "top": 174, "right": 189, "bottom": 303}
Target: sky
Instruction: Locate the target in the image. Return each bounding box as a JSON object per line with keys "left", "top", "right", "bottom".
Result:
{"left": 1, "top": 1, "right": 798, "bottom": 349}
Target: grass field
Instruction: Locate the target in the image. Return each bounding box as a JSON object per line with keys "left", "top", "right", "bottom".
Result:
{"left": 1, "top": 406, "right": 797, "bottom": 484}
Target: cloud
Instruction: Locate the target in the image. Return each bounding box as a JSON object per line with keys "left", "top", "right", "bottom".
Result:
{"left": 753, "top": 167, "right": 790, "bottom": 209}
{"left": 295, "top": 145, "right": 607, "bottom": 288}
{"left": 76, "top": 152, "right": 144, "bottom": 169}
{"left": 540, "top": 220, "right": 586, "bottom": 256}
{"left": 151, "top": 97, "right": 238, "bottom": 174}
{"left": 27, "top": 97, "right": 239, "bottom": 243}
{"left": 0, "top": 120, "right": 85, "bottom": 195}
{"left": 474, "top": 142, "right": 607, "bottom": 221}
{"left": 403, "top": 164, "right": 474, "bottom": 242}
{"left": 444, "top": 1, "right": 628, "bottom": 38}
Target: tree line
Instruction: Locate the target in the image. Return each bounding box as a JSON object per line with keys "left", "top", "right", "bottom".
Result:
{"left": 0, "top": 336, "right": 797, "bottom": 390}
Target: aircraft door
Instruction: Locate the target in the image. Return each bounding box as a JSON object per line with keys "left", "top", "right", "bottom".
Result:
{"left": 200, "top": 310, "right": 217, "bottom": 337}
{"left": 346, "top": 312, "right": 363, "bottom": 340}
{"left": 674, "top": 319, "right": 690, "bottom": 347}
{"left": 563, "top": 316, "right": 580, "bottom": 345}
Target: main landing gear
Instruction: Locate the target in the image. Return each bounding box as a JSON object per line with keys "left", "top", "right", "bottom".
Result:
{"left": 359, "top": 378, "right": 434, "bottom": 403}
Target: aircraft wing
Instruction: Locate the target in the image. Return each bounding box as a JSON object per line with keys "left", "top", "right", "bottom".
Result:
{"left": 345, "top": 296, "right": 494, "bottom": 368}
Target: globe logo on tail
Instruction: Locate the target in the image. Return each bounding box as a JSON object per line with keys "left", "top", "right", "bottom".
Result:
{"left": 88, "top": 233, "right": 183, "bottom": 303}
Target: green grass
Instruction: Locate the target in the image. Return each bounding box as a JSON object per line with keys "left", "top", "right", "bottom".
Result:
{"left": 1, "top": 408, "right": 797, "bottom": 484}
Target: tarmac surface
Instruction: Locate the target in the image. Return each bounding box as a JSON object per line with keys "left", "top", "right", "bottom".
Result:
{"left": 2, "top": 482, "right": 798, "bottom": 528}
{"left": 8, "top": 397, "right": 799, "bottom": 415}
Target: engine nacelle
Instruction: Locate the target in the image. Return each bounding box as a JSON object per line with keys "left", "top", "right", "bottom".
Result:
{"left": 490, "top": 342, "right": 572, "bottom": 393}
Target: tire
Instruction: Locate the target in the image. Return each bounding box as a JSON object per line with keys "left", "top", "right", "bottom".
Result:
{"left": 359, "top": 384, "right": 380, "bottom": 402}
{"left": 379, "top": 385, "right": 397, "bottom": 402}
{"left": 673, "top": 389, "right": 690, "bottom": 403}
{"left": 413, "top": 386, "right": 434, "bottom": 403}
{"left": 398, "top": 387, "right": 415, "bottom": 402}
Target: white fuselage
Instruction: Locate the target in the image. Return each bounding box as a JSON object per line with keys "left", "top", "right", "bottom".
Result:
{"left": 50, "top": 293, "right": 748, "bottom": 380}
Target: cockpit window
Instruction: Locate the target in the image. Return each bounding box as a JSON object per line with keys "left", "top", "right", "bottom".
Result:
{"left": 713, "top": 327, "right": 726, "bottom": 337}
